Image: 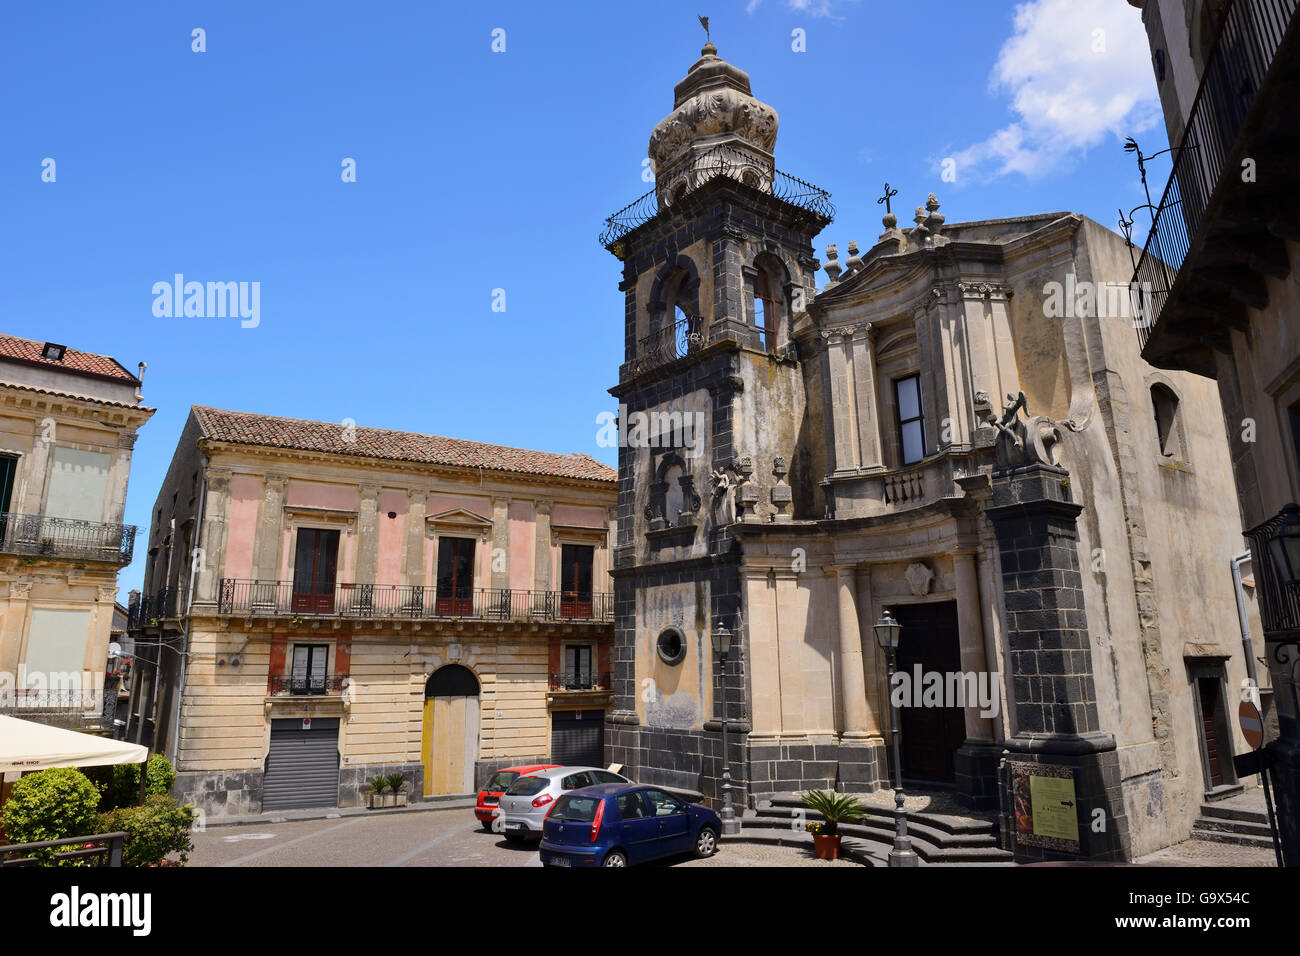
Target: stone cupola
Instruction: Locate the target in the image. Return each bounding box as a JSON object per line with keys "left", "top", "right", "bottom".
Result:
{"left": 647, "top": 43, "right": 779, "bottom": 210}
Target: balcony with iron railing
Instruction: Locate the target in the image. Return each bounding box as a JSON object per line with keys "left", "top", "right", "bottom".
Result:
{"left": 127, "top": 583, "right": 189, "bottom": 629}
{"left": 216, "top": 580, "right": 614, "bottom": 624}
{"left": 623, "top": 314, "right": 709, "bottom": 380}
{"left": 1247, "top": 507, "right": 1300, "bottom": 638}
{"left": 600, "top": 144, "right": 834, "bottom": 251}
{"left": 268, "top": 674, "right": 349, "bottom": 696}
{"left": 548, "top": 671, "right": 612, "bottom": 692}
{"left": 0, "top": 513, "right": 136, "bottom": 565}
{"left": 1133, "top": 0, "right": 1299, "bottom": 368}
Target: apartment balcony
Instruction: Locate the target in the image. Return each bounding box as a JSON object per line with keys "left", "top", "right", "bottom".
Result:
{"left": 0, "top": 689, "right": 120, "bottom": 733}
{"left": 267, "top": 674, "right": 348, "bottom": 697}
{"left": 1246, "top": 506, "right": 1300, "bottom": 638}
{"left": 548, "top": 671, "right": 612, "bottom": 692}
{"left": 216, "top": 579, "right": 614, "bottom": 624}
{"left": 1134, "top": 0, "right": 1300, "bottom": 376}
{"left": 547, "top": 671, "right": 613, "bottom": 709}
{"left": 0, "top": 513, "right": 136, "bottom": 565}
{"left": 127, "top": 584, "right": 189, "bottom": 629}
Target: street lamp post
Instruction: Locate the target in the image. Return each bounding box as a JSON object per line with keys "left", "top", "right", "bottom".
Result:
{"left": 712, "top": 619, "right": 740, "bottom": 836}
{"left": 874, "top": 608, "right": 919, "bottom": 867}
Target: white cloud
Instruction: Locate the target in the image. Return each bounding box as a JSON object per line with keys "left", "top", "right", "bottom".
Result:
{"left": 746, "top": 0, "right": 853, "bottom": 18}
{"left": 944, "top": 0, "right": 1162, "bottom": 182}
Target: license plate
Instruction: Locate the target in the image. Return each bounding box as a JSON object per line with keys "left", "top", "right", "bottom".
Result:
{"left": 548, "top": 855, "right": 571, "bottom": 867}
{"left": 507, "top": 822, "right": 524, "bottom": 830}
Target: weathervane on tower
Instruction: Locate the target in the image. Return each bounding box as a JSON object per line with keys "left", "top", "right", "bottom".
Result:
{"left": 698, "top": 15, "right": 710, "bottom": 42}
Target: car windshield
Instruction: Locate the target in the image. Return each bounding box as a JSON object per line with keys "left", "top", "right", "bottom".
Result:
{"left": 550, "top": 795, "right": 600, "bottom": 823}
{"left": 485, "top": 771, "right": 518, "bottom": 792}
{"left": 505, "top": 775, "right": 550, "bottom": 796}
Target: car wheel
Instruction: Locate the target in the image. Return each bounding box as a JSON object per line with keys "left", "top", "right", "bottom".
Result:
{"left": 481, "top": 820, "right": 495, "bottom": 832}
{"left": 602, "top": 849, "right": 628, "bottom": 867}
{"left": 695, "top": 826, "right": 718, "bottom": 858}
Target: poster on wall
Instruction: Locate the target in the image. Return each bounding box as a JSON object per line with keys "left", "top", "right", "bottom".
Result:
{"left": 1010, "top": 762, "right": 1080, "bottom": 853}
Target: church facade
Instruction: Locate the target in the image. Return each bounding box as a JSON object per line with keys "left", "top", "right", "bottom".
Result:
{"left": 602, "top": 42, "right": 1262, "bottom": 859}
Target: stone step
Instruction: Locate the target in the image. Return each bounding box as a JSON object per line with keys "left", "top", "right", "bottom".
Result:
{"left": 751, "top": 805, "right": 998, "bottom": 849}
{"left": 741, "top": 810, "right": 1012, "bottom": 863}
{"left": 1193, "top": 815, "right": 1273, "bottom": 838}
{"left": 758, "top": 793, "right": 999, "bottom": 837}
{"left": 1198, "top": 803, "right": 1268, "bottom": 826}
{"left": 1190, "top": 826, "right": 1277, "bottom": 849}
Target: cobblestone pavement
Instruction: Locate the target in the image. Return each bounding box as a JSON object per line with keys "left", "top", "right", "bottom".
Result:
{"left": 678, "top": 841, "right": 865, "bottom": 867}
{"left": 189, "top": 806, "right": 865, "bottom": 867}
{"left": 1134, "top": 839, "right": 1277, "bottom": 867}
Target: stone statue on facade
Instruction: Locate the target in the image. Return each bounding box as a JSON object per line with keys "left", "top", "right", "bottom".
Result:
{"left": 982, "top": 391, "right": 1063, "bottom": 468}
{"left": 710, "top": 465, "right": 736, "bottom": 525}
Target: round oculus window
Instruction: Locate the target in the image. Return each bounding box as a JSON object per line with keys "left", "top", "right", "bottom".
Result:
{"left": 656, "top": 627, "right": 686, "bottom": 665}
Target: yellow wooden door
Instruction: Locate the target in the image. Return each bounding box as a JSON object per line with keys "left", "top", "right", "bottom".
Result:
{"left": 423, "top": 694, "right": 477, "bottom": 795}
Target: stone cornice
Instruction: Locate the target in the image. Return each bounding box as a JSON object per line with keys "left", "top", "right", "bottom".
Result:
{"left": 197, "top": 441, "right": 617, "bottom": 499}
{"left": 0, "top": 386, "right": 153, "bottom": 431}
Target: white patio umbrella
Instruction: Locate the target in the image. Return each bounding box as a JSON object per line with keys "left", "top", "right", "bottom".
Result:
{"left": 0, "top": 715, "right": 147, "bottom": 774}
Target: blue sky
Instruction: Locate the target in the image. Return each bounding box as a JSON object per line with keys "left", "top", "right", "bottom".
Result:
{"left": 0, "top": 0, "right": 1167, "bottom": 591}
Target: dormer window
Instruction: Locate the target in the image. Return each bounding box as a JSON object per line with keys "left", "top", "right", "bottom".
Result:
{"left": 42, "top": 342, "right": 67, "bottom": 361}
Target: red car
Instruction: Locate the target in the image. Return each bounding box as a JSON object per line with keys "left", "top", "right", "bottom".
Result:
{"left": 476, "top": 765, "right": 561, "bottom": 830}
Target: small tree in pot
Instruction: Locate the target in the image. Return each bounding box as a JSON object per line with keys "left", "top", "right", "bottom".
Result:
{"left": 385, "top": 773, "right": 407, "bottom": 808}
{"left": 366, "top": 775, "right": 388, "bottom": 810}
{"left": 800, "top": 790, "right": 867, "bottom": 860}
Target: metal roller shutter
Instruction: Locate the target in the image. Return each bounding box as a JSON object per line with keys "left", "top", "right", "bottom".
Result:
{"left": 550, "top": 710, "right": 604, "bottom": 767}
{"left": 263, "top": 718, "right": 340, "bottom": 811}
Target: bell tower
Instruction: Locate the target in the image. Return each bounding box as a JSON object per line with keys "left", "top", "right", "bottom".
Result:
{"left": 601, "top": 41, "right": 833, "bottom": 814}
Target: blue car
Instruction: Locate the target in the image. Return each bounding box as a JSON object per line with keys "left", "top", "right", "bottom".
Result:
{"left": 539, "top": 783, "right": 721, "bottom": 867}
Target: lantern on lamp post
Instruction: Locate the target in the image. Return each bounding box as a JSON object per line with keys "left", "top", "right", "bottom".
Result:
{"left": 712, "top": 619, "right": 740, "bottom": 836}
{"left": 874, "top": 608, "right": 918, "bottom": 867}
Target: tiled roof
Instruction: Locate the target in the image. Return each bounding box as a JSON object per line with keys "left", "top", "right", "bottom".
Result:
{"left": 0, "top": 334, "right": 139, "bottom": 383}
{"left": 192, "top": 406, "right": 618, "bottom": 483}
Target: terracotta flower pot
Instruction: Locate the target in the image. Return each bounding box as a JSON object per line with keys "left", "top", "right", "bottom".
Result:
{"left": 813, "top": 833, "right": 841, "bottom": 860}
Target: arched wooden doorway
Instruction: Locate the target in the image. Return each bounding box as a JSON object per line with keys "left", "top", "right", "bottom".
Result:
{"left": 422, "top": 664, "right": 481, "bottom": 796}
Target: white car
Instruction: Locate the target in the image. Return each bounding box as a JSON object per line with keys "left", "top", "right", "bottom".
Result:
{"left": 495, "top": 766, "right": 630, "bottom": 840}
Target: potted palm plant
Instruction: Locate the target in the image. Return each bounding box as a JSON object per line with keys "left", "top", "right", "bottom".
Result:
{"left": 386, "top": 773, "right": 408, "bottom": 808}
{"left": 800, "top": 790, "right": 868, "bottom": 860}
{"left": 367, "top": 775, "right": 388, "bottom": 809}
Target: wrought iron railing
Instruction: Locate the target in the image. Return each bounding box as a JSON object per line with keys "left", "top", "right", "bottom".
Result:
{"left": 128, "top": 584, "right": 189, "bottom": 628}
{"left": 627, "top": 314, "right": 708, "bottom": 377}
{"left": 1133, "top": 0, "right": 1298, "bottom": 350}
{"left": 600, "top": 145, "right": 834, "bottom": 248}
{"left": 0, "top": 512, "right": 135, "bottom": 564}
{"left": 1246, "top": 506, "right": 1300, "bottom": 637}
{"left": 268, "top": 674, "right": 349, "bottom": 696}
{"left": 217, "top": 579, "right": 614, "bottom": 623}
{"left": 549, "top": 671, "right": 612, "bottom": 692}
{"left": 0, "top": 688, "right": 112, "bottom": 711}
